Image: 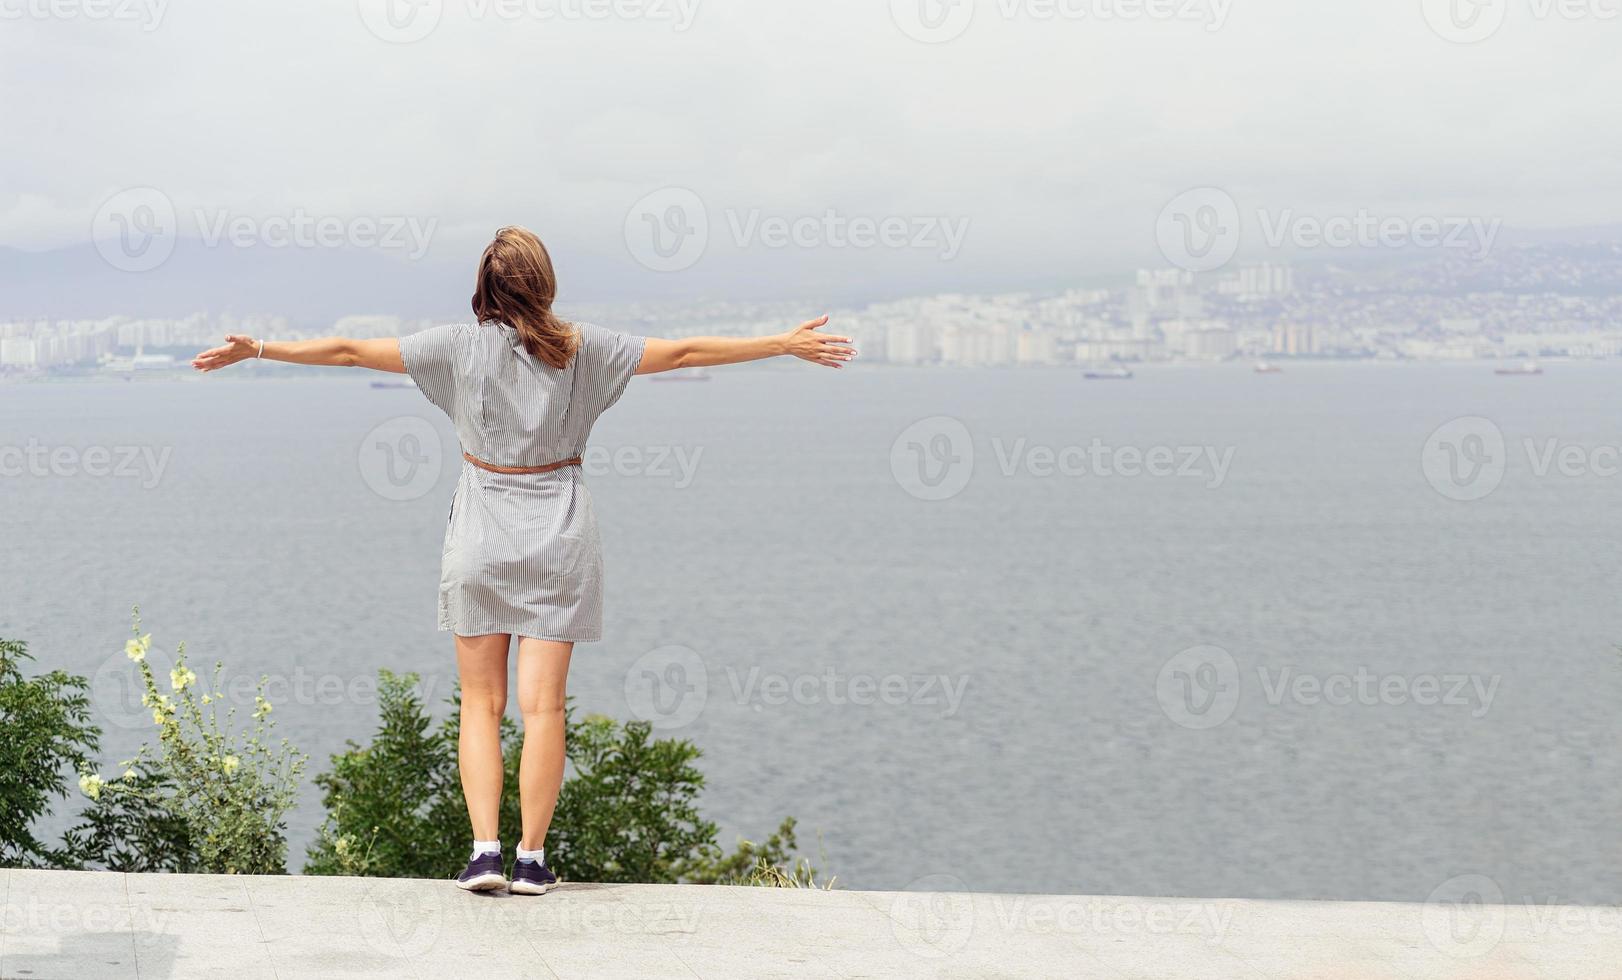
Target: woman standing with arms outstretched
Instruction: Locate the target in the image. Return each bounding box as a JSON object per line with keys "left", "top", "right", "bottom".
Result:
{"left": 192, "top": 227, "right": 854, "bottom": 893}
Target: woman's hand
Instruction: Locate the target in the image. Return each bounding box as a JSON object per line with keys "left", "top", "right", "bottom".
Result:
{"left": 781, "top": 315, "right": 856, "bottom": 368}
{"left": 191, "top": 335, "right": 259, "bottom": 372}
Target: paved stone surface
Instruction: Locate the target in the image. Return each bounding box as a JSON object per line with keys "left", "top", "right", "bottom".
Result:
{"left": 2, "top": 868, "right": 1617, "bottom": 978}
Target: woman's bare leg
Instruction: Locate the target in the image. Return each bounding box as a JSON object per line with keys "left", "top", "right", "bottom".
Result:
{"left": 456, "top": 633, "right": 512, "bottom": 842}
{"left": 515, "top": 638, "right": 573, "bottom": 851}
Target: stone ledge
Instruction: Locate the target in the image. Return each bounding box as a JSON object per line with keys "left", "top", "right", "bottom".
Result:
{"left": 1, "top": 869, "right": 1614, "bottom": 978}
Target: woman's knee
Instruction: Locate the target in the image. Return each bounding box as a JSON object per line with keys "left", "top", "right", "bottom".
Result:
{"left": 517, "top": 688, "right": 565, "bottom": 722}
{"left": 461, "top": 686, "right": 508, "bottom": 719}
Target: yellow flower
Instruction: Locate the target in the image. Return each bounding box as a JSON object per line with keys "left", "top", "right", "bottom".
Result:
{"left": 123, "top": 768, "right": 139, "bottom": 781}
{"left": 152, "top": 708, "right": 165, "bottom": 725}
{"left": 170, "top": 666, "right": 197, "bottom": 692}
{"left": 334, "top": 836, "right": 351, "bottom": 856}
{"left": 78, "top": 773, "right": 104, "bottom": 800}
{"left": 253, "top": 696, "right": 273, "bottom": 720}
{"left": 222, "top": 755, "right": 241, "bottom": 774}
{"left": 123, "top": 634, "right": 151, "bottom": 662}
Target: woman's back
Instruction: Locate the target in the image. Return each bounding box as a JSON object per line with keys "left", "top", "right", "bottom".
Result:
{"left": 400, "top": 320, "right": 646, "bottom": 466}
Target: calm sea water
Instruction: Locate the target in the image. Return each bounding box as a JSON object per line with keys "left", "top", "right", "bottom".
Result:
{"left": 4, "top": 361, "right": 1620, "bottom": 903}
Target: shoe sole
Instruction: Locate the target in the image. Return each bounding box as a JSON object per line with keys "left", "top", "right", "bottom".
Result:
{"left": 508, "top": 879, "right": 552, "bottom": 896}
{"left": 456, "top": 872, "right": 508, "bottom": 892}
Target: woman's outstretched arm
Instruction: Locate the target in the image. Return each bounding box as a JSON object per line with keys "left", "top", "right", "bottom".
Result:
{"left": 191, "top": 334, "right": 406, "bottom": 373}
{"left": 635, "top": 315, "right": 855, "bottom": 375}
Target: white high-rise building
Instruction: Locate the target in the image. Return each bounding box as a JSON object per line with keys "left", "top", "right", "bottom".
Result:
{"left": 1, "top": 337, "right": 38, "bottom": 367}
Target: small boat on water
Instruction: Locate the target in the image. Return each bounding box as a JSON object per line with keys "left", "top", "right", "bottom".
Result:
{"left": 1496, "top": 360, "right": 1543, "bottom": 376}
{"left": 1083, "top": 365, "right": 1134, "bottom": 380}
{"left": 371, "top": 380, "right": 418, "bottom": 390}
{"left": 1254, "top": 361, "right": 1283, "bottom": 374}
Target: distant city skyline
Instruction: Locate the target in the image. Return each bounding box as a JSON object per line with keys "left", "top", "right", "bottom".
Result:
{"left": 8, "top": 242, "right": 1622, "bottom": 375}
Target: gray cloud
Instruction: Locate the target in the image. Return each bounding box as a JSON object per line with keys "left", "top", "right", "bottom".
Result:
{"left": 3, "top": 0, "right": 1620, "bottom": 313}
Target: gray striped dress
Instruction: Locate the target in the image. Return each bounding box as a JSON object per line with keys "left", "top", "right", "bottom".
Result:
{"left": 398, "top": 320, "right": 645, "bottom": 642}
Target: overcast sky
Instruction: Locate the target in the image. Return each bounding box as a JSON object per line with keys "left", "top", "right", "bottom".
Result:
{"left": 3, "top": 0, "right": 1620, "bottom": 311}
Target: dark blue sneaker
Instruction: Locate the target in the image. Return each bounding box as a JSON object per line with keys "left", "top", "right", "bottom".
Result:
{"left": 509, "top": 858, "right": 557, "bottom": 895}
{"left": 456, "top": 852, "right": 507, "bottom": 892}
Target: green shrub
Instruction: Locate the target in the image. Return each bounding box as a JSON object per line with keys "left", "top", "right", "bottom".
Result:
{"left": 61, "top": 770, "right": 197, "bottom": 873}
{"left": 305, "top": 670, "right": 521, "bottom": 878}
{"left": 678, "top": 817, "right": 833, "bottom": 888}
{"left": 307, "top": 670, "right": 825, "bottom": 886}
{"left": 0, "top": 639, "right": 100, "bottom": 869}
{"left": 548, "top": 712, "right": 717, "bottom": 883}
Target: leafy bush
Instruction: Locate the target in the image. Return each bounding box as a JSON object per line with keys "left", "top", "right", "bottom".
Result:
{"left": 548, "top": 712, "right": 717, "bottom": 883}
{"left": 71, "top": 613, "right": 306, "bottom": 874}
{"left": 679, "top": 817, "right": 833, "bottom": 888}
{"left": 307, "top": 670, "right": 825, "bottom": 886}
{"left": 0, "top": 639, "right": 100, "bottom": 868}
{"left": 305, "top": 670, "right": 522, "bottom": 877}
{"left": 7, "top": 621, "right": 828, "bottom": 886}
{"left": 62, "top": 770, "right": 197, "bottom": 873}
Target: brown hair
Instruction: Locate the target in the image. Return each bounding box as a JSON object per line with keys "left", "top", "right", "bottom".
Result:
{"left": 471, "top": 226, "right": 578, "bottom": 368}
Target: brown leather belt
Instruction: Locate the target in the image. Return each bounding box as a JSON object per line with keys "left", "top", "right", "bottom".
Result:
{"left": 462, "top": 452, "right": 582, "bottom": 475}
